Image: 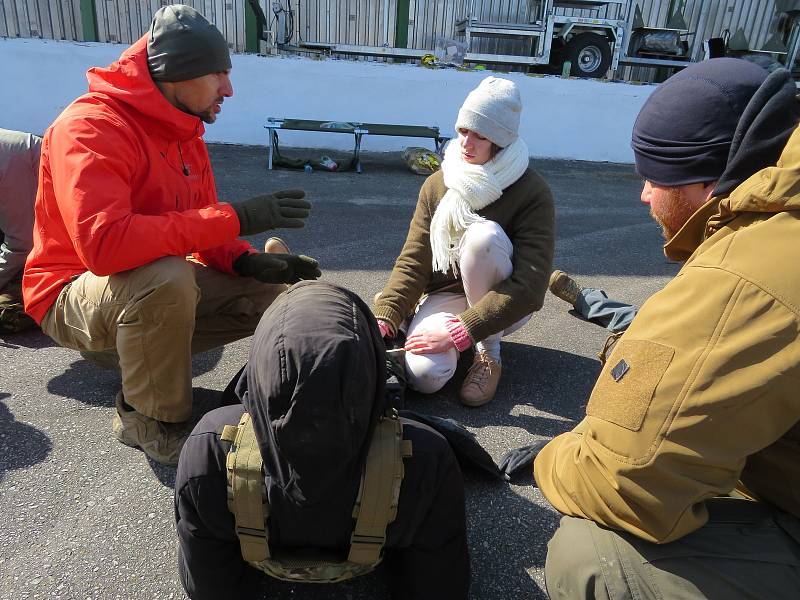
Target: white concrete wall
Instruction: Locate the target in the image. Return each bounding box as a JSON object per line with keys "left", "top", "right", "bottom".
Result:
{"left": 1, "top": 37, "right": 655, "bottom": 163}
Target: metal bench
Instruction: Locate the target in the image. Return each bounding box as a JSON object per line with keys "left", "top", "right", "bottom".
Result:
{"left": 264, "top": 118, "right": 450, "bottom": 173}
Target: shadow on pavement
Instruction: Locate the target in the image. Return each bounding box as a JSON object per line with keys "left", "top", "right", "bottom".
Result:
{"left": 192, "top": 346, "right": 224, "bottom": 377}
{"left": 0, "top": 328, "right": 57, "bottom": 350}
{"left": 0, "top": 395, "right": 52, "bottom": 482}
{"left": 405, "top": 342, "right": 598, "bottom": 439}
{"left": 466, "top": 478, "right": 555, "bottom": 599}
{"left": 147, "top": 456, "right": 177, "bottom": 488}
{"left": 190, "top": 386, "right": 226, "bottom": 421}
{"left": 45, "top": 347, "right": 226, "bottom": 409}
{"left": 46, "top": 359, "right": 120, "bottom": 407}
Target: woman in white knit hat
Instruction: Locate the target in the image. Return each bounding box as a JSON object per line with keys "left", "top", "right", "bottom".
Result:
{"left": 373, "top": 76, "right": 555, "bottom": 406}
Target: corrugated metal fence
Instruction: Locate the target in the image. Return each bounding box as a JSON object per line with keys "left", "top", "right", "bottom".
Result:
{"left": 1, "top": 1, "right": 84, "bottom": 39}
{"left": 92, "top": 1, "right": 247, "bottom": 50}
{"left": 0, "top": 0, "right": 249, "bottom": 51}
{"left": 0, "top": 1, "right": 789, "bottom": 80}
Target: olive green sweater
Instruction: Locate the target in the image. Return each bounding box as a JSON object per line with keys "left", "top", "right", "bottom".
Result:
{"left": 374, "top": 168, "right": 555, "bottom": 344}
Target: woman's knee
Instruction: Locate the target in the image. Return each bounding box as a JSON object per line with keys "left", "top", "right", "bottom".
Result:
{"left": 405, "top": 349, "right": 459, "bottom": 394}
{"left": 460, "top": 220, "right": 509, "bottom": 258}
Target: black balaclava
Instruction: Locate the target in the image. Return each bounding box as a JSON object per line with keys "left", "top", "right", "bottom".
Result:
{"left": 236, "top": 281, "right": 387, "bottom": 508}
{"left": 631, "top": 57, "right": 800, "bottom": 198}
{"left": 147, "top": 4, "right": 231, "bottom": 83}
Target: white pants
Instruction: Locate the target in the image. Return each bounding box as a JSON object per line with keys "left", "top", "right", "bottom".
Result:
{"left": 405, "top": 220, "right": 531, "bottom": 394}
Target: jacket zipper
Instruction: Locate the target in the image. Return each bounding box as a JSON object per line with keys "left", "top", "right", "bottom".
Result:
{"left": 177, "top": 141, "right": 189, "bottom": 176}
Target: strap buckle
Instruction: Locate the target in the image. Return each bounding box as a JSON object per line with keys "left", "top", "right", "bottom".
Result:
{"left": 236, "top": 526, "right": 267, "bottom": 541}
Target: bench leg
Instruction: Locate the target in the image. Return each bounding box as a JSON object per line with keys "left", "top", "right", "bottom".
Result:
{"left": 354, "top": 132, "right": 363, "bottom": 174}
{"left": 435, "top": 137, "right": 450, "bottom": 155}
{"left": 267, "top": 129, "right": 276, "bottom": 170}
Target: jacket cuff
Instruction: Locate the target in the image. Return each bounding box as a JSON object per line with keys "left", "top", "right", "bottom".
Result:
{"left": 232, "top": 251, "right": 253, "bottom": 276}
{"left": 458, "top": 308, "right": 486, "bottom": 344}
{"left": 445, "top": 318, "right": 472, "bottom": 352}
{"left": 373, "top": 305, "right": 404, "bottom": 332}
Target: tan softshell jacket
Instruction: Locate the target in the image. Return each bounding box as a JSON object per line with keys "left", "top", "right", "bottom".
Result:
{"left": 535, "top": 126, "right": 800, "bottom": 544}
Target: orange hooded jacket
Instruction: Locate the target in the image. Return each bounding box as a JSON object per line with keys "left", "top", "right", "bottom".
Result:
{"left": 23, "top": 36, "right": 252, "bottom": 323}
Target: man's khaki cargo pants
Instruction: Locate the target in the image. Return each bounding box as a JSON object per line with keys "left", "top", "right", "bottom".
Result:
{"left": 41, "top": 256, "right": 284, "bottom": 422}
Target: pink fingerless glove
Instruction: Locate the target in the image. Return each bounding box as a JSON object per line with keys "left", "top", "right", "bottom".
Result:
{"left": 377, "top": 319, "right": 393, "bottom": 339}
{"left": 444, "top": 318, "right": 472, "bottom": 352}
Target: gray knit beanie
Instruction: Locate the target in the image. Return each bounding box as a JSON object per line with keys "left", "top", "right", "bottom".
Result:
{"left": 455, "top": 76, "right": 522, "bottom": 148}
{"left": 147, "top": 5, "right": 231, "bottom": 83}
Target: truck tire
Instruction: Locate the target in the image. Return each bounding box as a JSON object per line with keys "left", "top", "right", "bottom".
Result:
{"left": 565, "top": 32, "right": 612, "bottom": 78}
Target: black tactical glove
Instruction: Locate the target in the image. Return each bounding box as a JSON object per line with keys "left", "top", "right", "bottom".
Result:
{"left": 498, "top": 440, "right": 548, "bottom": 482}
{"left": 234, "top": 252, "right": 321, "bottom": 284}
{"left": 231, "top": 189, "right": 311, "bottom": 236}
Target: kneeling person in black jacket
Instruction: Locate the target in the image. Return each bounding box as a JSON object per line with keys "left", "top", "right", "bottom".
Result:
{"left": 174, "top": 281, "right": 470, "bottom": 599}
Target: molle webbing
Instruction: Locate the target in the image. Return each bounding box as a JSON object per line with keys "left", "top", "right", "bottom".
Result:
{"left": 223, "top": 410, "right": 412, "bottom": 577}
{"left": 348, "top": 413, "right": 412, "bottom": 564}
{"left": 222, "top": 413, "right": 271, "bottom": 562}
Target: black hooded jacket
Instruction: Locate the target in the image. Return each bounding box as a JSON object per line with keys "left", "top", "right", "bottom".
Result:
{"left": 174, "top": 282, "right": 470, "bottom": 599}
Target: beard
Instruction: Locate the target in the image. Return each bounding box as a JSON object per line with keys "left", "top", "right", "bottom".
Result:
{"left": 195, "top": 108, "right": 217, "bottom": 124}
{"left": 177, "top": 97, "right": 223, "bottom": 124}
{"left": 650, "top": 187, "right": 697, "bottom": 241}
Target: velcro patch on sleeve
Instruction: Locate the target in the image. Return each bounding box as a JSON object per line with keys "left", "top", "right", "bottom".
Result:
{"left": 611, "top": 359, "right": 630, "bottom": 381}
{"left": 586, "top": 339, "right": 674, "bottom": 431}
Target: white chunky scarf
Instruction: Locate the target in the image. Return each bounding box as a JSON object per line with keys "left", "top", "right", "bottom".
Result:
{"left": 430, "top": 137, "right": 530, "bottom": 273}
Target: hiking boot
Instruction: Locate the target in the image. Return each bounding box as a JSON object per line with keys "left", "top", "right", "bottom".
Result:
{"left": 0, "top": 302, "right": 37, "bottom": 334}
{"left": 264, "top": 237, "right": 291, "bottom": 254}
{"left": 548, "top": 270, "right": 582, "bottom": 307}
{"left": 459, "top": 352, "right": 502, "bottom": 407}
{"left": 111, "top": 393, "right": 191, "bottom": 466}
{"left": 0, "top": 282, "right": 37, "bottom": 334}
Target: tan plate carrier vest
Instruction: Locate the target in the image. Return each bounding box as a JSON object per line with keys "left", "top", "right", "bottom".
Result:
{"left": 221, "top": 409, "right": 412, "bottom": 583}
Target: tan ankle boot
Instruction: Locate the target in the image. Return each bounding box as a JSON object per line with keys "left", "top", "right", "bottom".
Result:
{"left": 264, "top": 237, "right": 290, "bottom": 254}
{"left": 459, "top": 352, "right": 501, "bottom": 407}
{"left": 111, "top": 393, "right": 192, "bottom": 466}
{"left": 548, "top": 270, "right": 582, "bottom": 307}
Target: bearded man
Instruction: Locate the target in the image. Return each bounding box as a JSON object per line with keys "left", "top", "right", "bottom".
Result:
{"left": 23, "top": 5, "right": 319, "bottom": 465}
{"left": 536, "top": 57, "right": 800, "bottom": 599}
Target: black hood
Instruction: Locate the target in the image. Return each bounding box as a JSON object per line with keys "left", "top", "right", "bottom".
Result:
{"left": 236, "top": 281, "right": 386, "bottom": 507}
{"left": 714, "top": 66, "right": 800, "bottom": 197}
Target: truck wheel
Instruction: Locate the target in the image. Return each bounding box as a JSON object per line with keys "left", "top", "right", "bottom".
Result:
{"left": 565, "top": 33, "right": 611, "bottom": 78}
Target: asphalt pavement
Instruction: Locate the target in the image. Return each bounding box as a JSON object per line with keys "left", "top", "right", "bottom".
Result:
{"left": 0, "top": 143, "right": 680, "bottom": 600}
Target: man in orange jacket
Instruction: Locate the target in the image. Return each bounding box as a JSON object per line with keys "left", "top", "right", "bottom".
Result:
{"left": 23, "top": 5, "right": 319, "bottom": 466}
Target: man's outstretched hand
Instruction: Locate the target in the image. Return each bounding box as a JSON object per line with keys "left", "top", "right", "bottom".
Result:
{"left": 231, "top": 189, "right": 311, "bottom": 236}
{"left": 234, "top": 252, "right": 321, "bottom": 284}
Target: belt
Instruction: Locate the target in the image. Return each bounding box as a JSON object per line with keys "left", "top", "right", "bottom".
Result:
{"left": 706, "top": 497, "right": 800, "bottom": 546}
{"left": 706, "top": 497, "right": 777, "bottom": 523}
